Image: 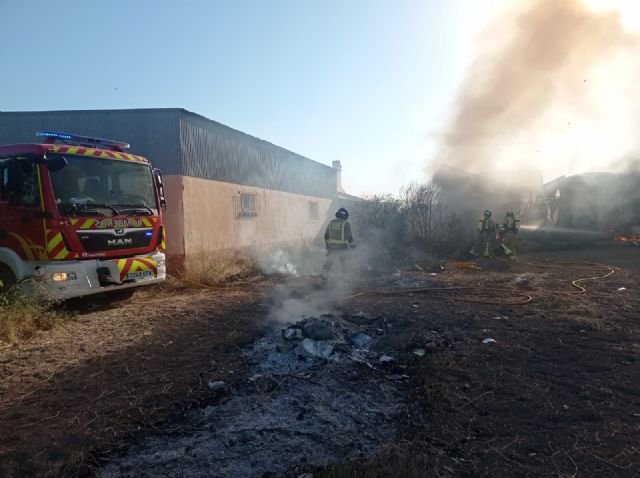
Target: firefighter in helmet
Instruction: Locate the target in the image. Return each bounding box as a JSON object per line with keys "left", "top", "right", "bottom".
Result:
{"left": 322, "top": 207, "right": 354, "bottom": 278}
{"left": 471, "top": 209, "right": 496, "bottom": 257}
{"left": 499, "top": 210, "right": 520, "bottom": 260}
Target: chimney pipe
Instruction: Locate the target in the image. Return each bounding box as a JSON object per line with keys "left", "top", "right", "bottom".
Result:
{"left": 332, "top": 160, "right": 345, "bottom": 193}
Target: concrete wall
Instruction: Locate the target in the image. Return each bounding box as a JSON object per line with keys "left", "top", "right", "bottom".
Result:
{"left": 178, "top": 176, "right": 333, "bottom": 256}
{"left": 162, "top": 175, "right": 186, "bottom": 258}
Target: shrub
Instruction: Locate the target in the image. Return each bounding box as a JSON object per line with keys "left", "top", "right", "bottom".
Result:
{"left": 0, "top": 289, "right": 66, "bottom": 343}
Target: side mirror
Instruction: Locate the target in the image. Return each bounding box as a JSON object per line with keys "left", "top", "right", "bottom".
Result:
{"left": 153, "top": 168, "right": 167, "bottom": 211}
{"left": 46, "top": 155, "right": 68, "bottom": 172}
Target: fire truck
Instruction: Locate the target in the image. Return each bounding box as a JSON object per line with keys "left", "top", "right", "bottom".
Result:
{"left": 0, "top": 132, "right": 167, "bottom": 298}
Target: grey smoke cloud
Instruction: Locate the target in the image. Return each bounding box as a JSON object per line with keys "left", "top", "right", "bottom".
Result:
{"left": 436, "top": 0, "right": 640, "bottom": 180}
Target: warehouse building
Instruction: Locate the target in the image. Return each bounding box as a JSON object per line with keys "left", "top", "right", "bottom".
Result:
{"left": 0, "top": 108, "right": 343, "bottom": 263}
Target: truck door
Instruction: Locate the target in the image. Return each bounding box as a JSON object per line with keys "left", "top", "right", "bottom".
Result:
{"left": 0, "top": 157, "right": 47, "bottom": 261}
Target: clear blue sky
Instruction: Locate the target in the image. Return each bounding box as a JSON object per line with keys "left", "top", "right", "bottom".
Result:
{"left": 0, "top": 0, "right": 473, "bottom": 196}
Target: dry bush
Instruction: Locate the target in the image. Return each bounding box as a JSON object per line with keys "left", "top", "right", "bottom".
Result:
{"left": 349, "top": 194, "right": 401, "bottom": 237}
{"left": 0, "top": 289, "right": 67, "bottom": 343}
{"left": 347, "top": 184, "right": 465, "bottom": 255}
{"left": 179, "top": 250, "right": 263, "bottom": 286}
{"left": 348, "top": 195, "right": 406, "bottom": 256}
{"left": 400, "top": 182, "right": 464, "bottom": 253}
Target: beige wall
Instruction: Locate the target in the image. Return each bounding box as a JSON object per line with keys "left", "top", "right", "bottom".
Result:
{"left": 162, "top": 175, "right": 186, "bottom": 258}
{"left": 172, "top": 176, "right": 333, "bottom": 257}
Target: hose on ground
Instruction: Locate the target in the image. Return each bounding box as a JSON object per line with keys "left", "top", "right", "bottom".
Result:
{"left": 319, "top": 256, "right": 619, "bottom": 306}
{"left": 489, "top": 252, "right": 619, "bottom": 293}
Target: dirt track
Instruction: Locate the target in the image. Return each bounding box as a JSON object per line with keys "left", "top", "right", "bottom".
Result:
{"left": 1, "top": 245, "right": 639, "bottom": 477}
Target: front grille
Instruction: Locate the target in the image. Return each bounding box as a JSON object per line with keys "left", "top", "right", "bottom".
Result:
{"left": 78, "top": 230, "right": 152, "bottom": 252}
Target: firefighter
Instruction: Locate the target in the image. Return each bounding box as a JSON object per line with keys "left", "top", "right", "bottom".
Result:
{"left": 322, "top": 207, "right": 354, "bottom": 278}
{"left": 470, "top": 209, "right": 495, "bottom": 257}
{"left": 499, "top": 211, "right": 520, "bottom": 260}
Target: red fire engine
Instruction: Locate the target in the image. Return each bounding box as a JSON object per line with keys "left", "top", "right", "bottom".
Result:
{"left": 0, "top": 132, "right": 167, "bottom": 298}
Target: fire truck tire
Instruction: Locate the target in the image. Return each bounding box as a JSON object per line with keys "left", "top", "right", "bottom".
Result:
{"left": 0, "top": 264, "right": 17, "bottom": 293}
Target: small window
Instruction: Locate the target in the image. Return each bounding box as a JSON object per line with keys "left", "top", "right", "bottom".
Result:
{"left": 0, "top": 159, "right": 9, "bottom": 201}
{"left": 16, "top": 159, "right": 41, "bottom": 207}
{"left": 0, "top": 158, "right": 41, "bottom": 207}
{"left": 308, "top": 201, "right": 319, "bottom": 220}
{"left": 239, "top": 193, "right": 257, "bottom": 217}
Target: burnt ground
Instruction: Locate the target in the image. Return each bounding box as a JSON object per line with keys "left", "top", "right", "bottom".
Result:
{"left": 1, "top": 244, "right": 639, "bottom": 477}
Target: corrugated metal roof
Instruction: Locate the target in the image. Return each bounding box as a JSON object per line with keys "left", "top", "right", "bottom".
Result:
{"left": 0, "top": 108, "right": 336, "bottom": 198}
{"left": 178, "top": 110, "right": 336, "bottom": 198}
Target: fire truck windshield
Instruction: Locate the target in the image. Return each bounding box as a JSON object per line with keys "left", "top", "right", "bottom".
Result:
{"left": 48, "top": 154, "right": 158, "bottom": 216}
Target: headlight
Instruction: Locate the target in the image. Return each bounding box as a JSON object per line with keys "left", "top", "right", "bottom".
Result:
{"left": 51, "top": 272, "right": 77, "bottom": 281}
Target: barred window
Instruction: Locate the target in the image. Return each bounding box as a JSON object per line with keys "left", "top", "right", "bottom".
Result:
{"left": 308, "top": 201, "right": 319, "bottom": 220}
{"left": 236, "top": 193, "right": 257, "bottom": 217}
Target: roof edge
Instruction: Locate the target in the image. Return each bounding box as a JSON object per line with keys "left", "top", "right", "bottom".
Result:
{"left": 178, "top": 109, "right": 335, "bottom": 172}
{"left": 0, "top": 108, "right": 185, "bottom": 115}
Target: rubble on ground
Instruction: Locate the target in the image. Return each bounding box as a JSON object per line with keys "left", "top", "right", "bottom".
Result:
{"left": 99, "top": 314, "right": 405, "bottom": 478}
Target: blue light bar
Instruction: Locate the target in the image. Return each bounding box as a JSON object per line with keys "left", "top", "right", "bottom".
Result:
{"left": 37, "top": 131, "right": 130, "bottom": 150}
{"left": 38, "top": 131, "right": 73, "bottom": 140}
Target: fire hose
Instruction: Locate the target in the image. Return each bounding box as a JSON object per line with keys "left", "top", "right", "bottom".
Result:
{"left": 318, "top": 257, "right": 619, "bottom": 306}
{"left": 516, "top": 259, "right": 618, "bottom": 293}
{"left": 490, "top": 251, "right": 619, "bottom": 294}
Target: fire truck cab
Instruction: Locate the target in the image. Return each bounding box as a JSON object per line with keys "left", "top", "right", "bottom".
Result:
{"left": 0, "top": 132, "right": 167, "bottom": 298}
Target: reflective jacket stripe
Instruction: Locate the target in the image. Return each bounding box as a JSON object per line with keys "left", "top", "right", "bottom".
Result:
{"left": 504, "top": 217, "right": 520, "bottom": 231}
{"left": 478, "top": 218, "right": 494, "bottom": 232}
{"left": 326, "top": 220, "right": 348, "bottom": 247}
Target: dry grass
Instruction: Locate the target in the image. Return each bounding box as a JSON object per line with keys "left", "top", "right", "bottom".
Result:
{"left": 0, "top": 290, "right": 68, "bottom": 343}
{"left": 179, "top": 250, "right": 263, "bottom": 286}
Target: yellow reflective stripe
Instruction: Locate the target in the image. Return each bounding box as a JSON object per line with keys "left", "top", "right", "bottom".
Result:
{"left": 131, "top": 261, "right": 147, "bottom": 272}
{"left": 70, "top": 218, "right": 79, "bottom": 226}
{"left": 47, "top": 233, "right": 63, "bottom": 252}
{"left": 54, "top": 249, "right": 69, "bottom": 260}
{"left": 141, "top": 218, "right": 152, "bottom": 227}
{"left": 49, "top": 146, "right": 149, "bottom": 163}
{"left": 80, "top": 219, "right": 95, "bottom": 229}
{"left": 327, "top": 220, "right": 347, "bottom": 246}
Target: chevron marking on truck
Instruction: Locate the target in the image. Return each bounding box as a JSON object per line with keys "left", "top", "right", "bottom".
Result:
{"left": 49, "top": 145, "right": 148, "bottom": 163}
{"left": 46, "top": 230, "right": 77, "bottom": 260}
{"left": 70, "top": 218, "right": 153, "bottom": 229}
{"left": 116, "top": 258, "right": 158, "bottom": 281}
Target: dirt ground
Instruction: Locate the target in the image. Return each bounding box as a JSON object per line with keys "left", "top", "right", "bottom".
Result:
{"left": 1, "top": 244, "right": 639, "bottom": 477}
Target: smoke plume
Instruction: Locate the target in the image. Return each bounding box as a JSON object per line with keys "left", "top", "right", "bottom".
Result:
{"left": 436, "top": 0, "right": 640, "bottom": 182}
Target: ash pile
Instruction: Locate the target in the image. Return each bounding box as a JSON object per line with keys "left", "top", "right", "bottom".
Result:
{"left": 99, "top": 314, "right": 405, "bottom": 478}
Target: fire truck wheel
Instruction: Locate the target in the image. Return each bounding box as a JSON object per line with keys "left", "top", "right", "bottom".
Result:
{"left": 0, "top": 264, "right": 17, "bottom": 293}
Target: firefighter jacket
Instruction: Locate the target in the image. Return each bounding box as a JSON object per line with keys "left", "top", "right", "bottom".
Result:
{"left": 477, "top": 217, "right": 495, "bottom": 233}
{"left": 503, "top": 215, "right": 520, "bottom": 233}
{"left": 324, "top": 219, "right": 354, "bottom": 249}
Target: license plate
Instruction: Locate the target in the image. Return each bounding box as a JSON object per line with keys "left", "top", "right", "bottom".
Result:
{"left": 126, "top": 270, "right": 154, "bottom": 281}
